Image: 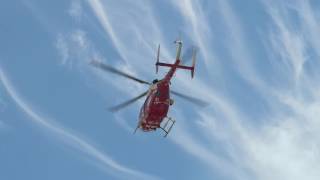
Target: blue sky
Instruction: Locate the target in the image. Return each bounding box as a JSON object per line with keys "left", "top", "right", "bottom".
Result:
{"left": 1, "top": 0, "right": 320, "bottom": 179}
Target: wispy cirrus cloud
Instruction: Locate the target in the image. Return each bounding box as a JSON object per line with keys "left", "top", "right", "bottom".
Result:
{"left": 154, "top": 1, "right": 320, "bottom": 179}
{"left": 55, "top": 29, "right": 94, "bottom": 68}
{"left": 0, "top": 68, "right": 160, "bottom": 180}
{"left": 55, "top": 0, "right": 320, "bottom": 179}
{"left": 265, "top": 1, "right": 307, "bottom": 83}
{"left": 82, "top": 1, "right": 252, "bottom": 178}
{"left": 68, "top": 0, "right": 83, "bottom": 21}
{"left": 295, "top": 1, "right": 320, "bottom": 59}
{"left": 196, "top": 1, "right": 320, "bottom": 179}
{"left": 86, "top": 0, "right": 173, "bottom": 65}
{"left": 170, "top": 0, "right": 219, "bottom": 69}
{"left": 86, "top": 0, "right": 129, "bottom": 61}
{"left": 216, "top": 0, "right": 268, "bottom": 89}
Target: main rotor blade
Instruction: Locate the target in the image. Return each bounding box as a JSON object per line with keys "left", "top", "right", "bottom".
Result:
{"left": 109, "top": 91, "right": 148, "bottom": 112}
{"left": 171, "top": 90, "right": 208, "bottom": 107}
{"left": 90, "top": 60, "right": 151, "bottom": 85}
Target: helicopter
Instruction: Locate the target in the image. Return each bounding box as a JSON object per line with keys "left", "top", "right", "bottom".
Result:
{"left": 90, "top": 40, "right": 207, "bottom": 137}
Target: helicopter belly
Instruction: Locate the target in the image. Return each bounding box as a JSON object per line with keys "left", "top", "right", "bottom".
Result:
{"left": 140, "top": 100, "right": 169, "bottom": 131}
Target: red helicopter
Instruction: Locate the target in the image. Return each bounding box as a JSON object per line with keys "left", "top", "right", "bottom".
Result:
{"left": 90, "top": 40, "right": 207, "bottom": 137}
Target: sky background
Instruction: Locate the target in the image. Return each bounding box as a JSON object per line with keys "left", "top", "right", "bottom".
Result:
{"left": 1, "top": 0, "right": 320, "bottom": 179}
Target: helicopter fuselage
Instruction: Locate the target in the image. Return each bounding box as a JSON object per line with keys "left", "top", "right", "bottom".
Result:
{"left": 138, "top": 57, "right": 181, "bottom": 131}
{"left": 139, "top": 80, "right": 170, "bottom": 131}
{"left": 90, "top": 40, "right": 198, "bottom": 136}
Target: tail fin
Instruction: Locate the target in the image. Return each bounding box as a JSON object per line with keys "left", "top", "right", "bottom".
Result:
{"left": 156, "top": 44, "right": 160, "bottom": 74}
{"left": 191, "top": 47, "right": 196, "bottom": 78}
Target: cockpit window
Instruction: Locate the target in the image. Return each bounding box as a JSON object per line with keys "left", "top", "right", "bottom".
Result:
{"left": 155, "top": 90, "right": 160, "bottom": 97}
{"left": 152, "top": 79, "right": 159, "bottom": 84}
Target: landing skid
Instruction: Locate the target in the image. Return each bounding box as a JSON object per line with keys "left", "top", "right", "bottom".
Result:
{"left": 160, "top": 117, "right": 176, "bottom": 137}
{"left": 133, "top": 117, "right": 175, "bottom": 137}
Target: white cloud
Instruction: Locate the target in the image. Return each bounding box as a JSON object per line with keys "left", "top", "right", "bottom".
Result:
{"left": 82, "top": 1, "right": 254, "bottom": 178}
{"left": 266, "top": 2, "right": 307, "bottom": 83}
{"left": 216, "top": 0, "right": 266, "bottom": 87}
{"left": 71, "top": 30, "right": 88, "bottom": 49}
{"left": 68, "top": 0, "right": 83, "bottom": 20}
{"left": 171, "top": 112, "right": 251, "bottom": 180}
{"left": 166, "top": 1, "right": 320, "bottom": 179}
{"left": 55, "top": 1, "right": 320, "bottom": 179}
{"left": 54, "top": 28, "right": 148, "bottom": 98}
{"left": 196, "top": 1, "right": 320, "bottom": 179}
{"left": 170, "top": 0, "right": 218, "bottom": 68}
{"left": 86, "top": 0, "right": 128, "bottom": 61}
{"left": 55, "top": 34, "right": 70, "bottom": 66}
{"left": 295, "top": 1, "right": 320, "bottom": 59}
{"left": 55, "top": 29, "right": 95, "bottom": 69}
{"left": 0, "top": 68, "right": 160, "bottom": 180}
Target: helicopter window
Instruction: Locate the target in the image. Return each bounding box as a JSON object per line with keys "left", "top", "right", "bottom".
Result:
{"left": 155, "top": 90, "right": 160, "bottom": 96}
{"left": 152, "top": 79, "right": 159, "bottom": 84}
